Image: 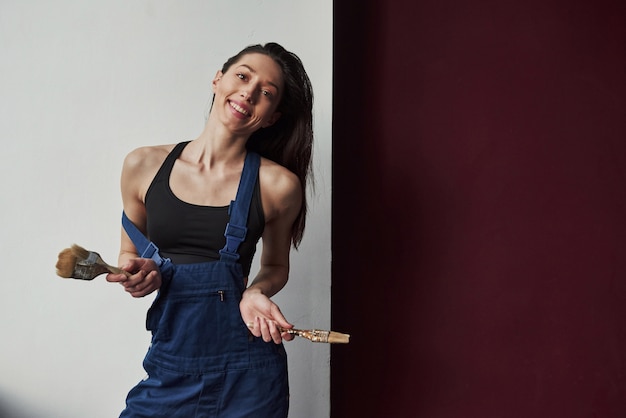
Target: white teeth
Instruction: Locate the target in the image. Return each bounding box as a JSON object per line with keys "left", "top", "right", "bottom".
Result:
{"left": 229, "top": 101, "right": 248, "bottom": 115}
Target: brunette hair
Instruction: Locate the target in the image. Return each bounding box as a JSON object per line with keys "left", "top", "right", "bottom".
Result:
{"left": 221, "top": 43, "right": 314, "bottom": 248}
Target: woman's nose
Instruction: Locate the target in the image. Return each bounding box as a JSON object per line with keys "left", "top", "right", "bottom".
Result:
{"left": 241, "top": 89, "right": 253, "bottom": 102}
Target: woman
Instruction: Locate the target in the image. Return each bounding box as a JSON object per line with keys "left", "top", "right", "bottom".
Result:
{"left": 106, "top": 42, "right": 313, "bottom": 417}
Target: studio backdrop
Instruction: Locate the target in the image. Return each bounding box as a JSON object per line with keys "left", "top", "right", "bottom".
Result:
{"left": 0, "top": 2, "right": 332, "bottom": 417}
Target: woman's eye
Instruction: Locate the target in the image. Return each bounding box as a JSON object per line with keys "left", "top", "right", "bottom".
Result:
{"left": 262, "top": 90, "right": 271, "bottom": 97}
{"left": 236, "top": 73, "right": 245, "bottom": 80}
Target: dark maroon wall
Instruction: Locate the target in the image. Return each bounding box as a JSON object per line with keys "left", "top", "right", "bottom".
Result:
{"left": 331, "top": 1, "right": 626, "bottom": 417}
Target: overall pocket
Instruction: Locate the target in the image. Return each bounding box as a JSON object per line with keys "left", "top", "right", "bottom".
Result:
{"left": 149, "top": 262, "right": 246, "bottom": 360}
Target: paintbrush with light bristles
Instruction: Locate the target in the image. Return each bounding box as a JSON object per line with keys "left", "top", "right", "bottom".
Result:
{"left": 247, "top": 323, "right": 350, "bottom": 344}
{"left": 282, "top": 327, "right": 350, "bottom": 344}
{"left": 55, "top": 244, "right": 130, "bottom": 280}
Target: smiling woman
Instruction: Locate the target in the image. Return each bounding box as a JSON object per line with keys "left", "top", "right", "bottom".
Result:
{"left": 104, "top": 43, "right": 314, "bottom": 418}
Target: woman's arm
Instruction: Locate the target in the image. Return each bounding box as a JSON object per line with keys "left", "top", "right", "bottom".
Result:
{"left": 240, "top": 160, "right": 302, "bottom": 344}
{"left": 106, "top": 146, "right": 170, "bottom": 298}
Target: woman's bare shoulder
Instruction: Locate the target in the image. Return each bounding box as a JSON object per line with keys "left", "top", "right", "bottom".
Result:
{"left": 121, "top": 144, "right": 178, "bottom": 201}
{"left": 124, "top": 144, "right": 175, "bottom": 167}
{"left": 124, "top": 144, "right": 177, "bottom": 172}
{"left": 259, "top": 157, "right": 300, "bottom": 188}
{"left": 258, "top": 157, "right": 302, "bottom": 218}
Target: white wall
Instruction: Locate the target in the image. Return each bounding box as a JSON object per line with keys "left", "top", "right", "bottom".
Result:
{"left": 0, "top": 1, "right": 332, "bottom": 417}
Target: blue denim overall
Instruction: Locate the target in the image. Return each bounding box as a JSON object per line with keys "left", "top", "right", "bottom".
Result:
{"left": 119, "top": 152, "right": 289, "bottom": 418}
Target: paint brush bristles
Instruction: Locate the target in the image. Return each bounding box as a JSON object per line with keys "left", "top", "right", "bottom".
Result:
{"left": 55, "top": 244, "right": 129, "bottom": 280}
{"left": 55, "top": 247, "right": 79, "bottom": 278}
{"left": 326, "top": 331, "right": 351, "bottom": 344}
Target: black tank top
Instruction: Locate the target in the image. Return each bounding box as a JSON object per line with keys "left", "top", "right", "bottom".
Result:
{"left": 144, "top": 141, "right": 264, "bottom": 276}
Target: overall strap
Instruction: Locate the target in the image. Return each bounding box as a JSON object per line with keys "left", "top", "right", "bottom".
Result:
{"left": 219, "top": 152, "right": 261, "bottom": 263}
{"left": 121, "top": 211, "right": 170, "bottom": 267}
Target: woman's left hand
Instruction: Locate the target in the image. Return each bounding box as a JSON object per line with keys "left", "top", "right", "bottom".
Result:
{"left": 240, "top": 288, "right": 294, "bottom": 344}
{"left": 106, "top": 258, "right": 162, "bottom": 298}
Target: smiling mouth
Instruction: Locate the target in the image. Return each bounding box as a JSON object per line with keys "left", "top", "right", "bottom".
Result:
{"left": 229, "top": 101, "right": 249, "bottom": 116}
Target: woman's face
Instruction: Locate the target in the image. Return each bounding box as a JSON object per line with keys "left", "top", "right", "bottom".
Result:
{"left": 212, "top": 53, "right": 284, "bottom": 135}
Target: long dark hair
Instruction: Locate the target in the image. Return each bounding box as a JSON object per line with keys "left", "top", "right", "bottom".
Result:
{"left": 221, "top": 43, "right": 314, "bottom": 248}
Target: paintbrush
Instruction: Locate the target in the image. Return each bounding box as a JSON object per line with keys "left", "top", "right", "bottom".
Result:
{"left": 247, "top": 323, "right": 350, "bottom": 344}
{"left": 55, "top": 244, "right": 130, "bottom": 280}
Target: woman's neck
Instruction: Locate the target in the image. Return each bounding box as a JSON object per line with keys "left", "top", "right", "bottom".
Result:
{"left": 188, "top": 121, "right": 249, "bottom": 168}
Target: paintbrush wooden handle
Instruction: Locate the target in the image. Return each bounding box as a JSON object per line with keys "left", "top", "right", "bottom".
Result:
{"left": 106, "top": 264, "right": 131, "bottom": 277}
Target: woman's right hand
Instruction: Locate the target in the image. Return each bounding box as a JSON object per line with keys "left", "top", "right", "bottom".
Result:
{"left": 106, "top": 258, "right": 162, "bottom": 298}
